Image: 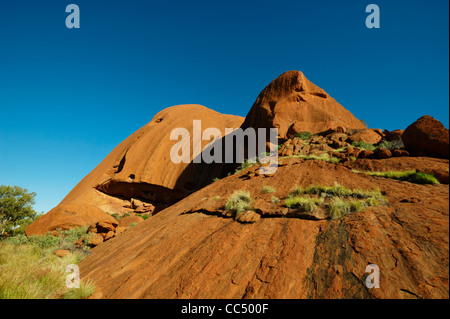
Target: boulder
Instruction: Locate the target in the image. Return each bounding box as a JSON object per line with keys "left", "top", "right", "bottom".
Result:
{"left": 349, "top": 129, "right": 382, "bottom": 145}
{"left": 344, "top": 146, "right": 354, "bottom": 155}
{"left": 104, "top": 231, "right": 115, "bottom": 241}
{"left": 352, "top": 147, "right": 362, "bottom": 158}
{"left": 402, "top": 115, "right": 449, "bottom": 159}
{"left": 375, "top": 148, "right": 392, "bottom": 159}
{"left": 358, "top": 150, "right": 375, "bottom": 159}
{"left": 330, "top": 140, "right": 347, "bottom": 149}
{"left": 371, "top": 129, "right": 385, "bottom": 137}
{"left": 299, "top": 144, "right": 311, "bottom": 156}
{"left": 392, "top": 149, "right": 409, "bottom": 157}
{"left": 327, "top": 132, "right": 348, "bottom": 143}
{"left": 96, "top": 221, "right": 118, "bottom": 233}
{"left": 235, "top": 211, "right": 261, "bottom": 224}
{"left": 89, "top": 233, "right": 104, "bottom": 247}
{"left": 309, "top": 144, "right": 334, "bottom": 153}
{"left": 384, "top": 129, "right": 404, "bottom": 142}
{"left": 53, "top": 249, "right": 71, "bottom": 258}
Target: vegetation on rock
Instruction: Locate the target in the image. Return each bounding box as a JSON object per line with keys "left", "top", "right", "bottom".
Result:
{"left": 355, "top": 170, "right": 440, "bottom": 185}
{"left": 225, "top": 190, "right": 253, "bottom": 216}
{"left": 285, "top": 183, "right": 386, "bottom": 220}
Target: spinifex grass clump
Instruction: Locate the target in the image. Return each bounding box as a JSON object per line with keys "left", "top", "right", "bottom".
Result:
{"left": 280, "top": 153, "right": 340, "bottom": 164}
{"left": 225, "top": 190, "right": 253, "bottom": 216}
{"left": 62, "top": 280, "right": 96, "bottom": 299}
{"left": 261, "top": 186, "right": 276, "bottom": 194}
{"left": 284, "top": 196, "right": 323, "bottom": 213}
{"left": 285, "top": 183, "right": 386, "bottom": 220}
{"left": 361, "top": 170, "right": 439, "bottom": 185}
{"left": 294, "top": 131, "right": 312, "bottom": 140}
{"left": 0, "top": 226, "right": 94, "bottom": 299}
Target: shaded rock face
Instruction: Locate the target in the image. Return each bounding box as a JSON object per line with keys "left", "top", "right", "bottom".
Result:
{"left": 79, "top": 159, "right": 449, "bottom": 299}
{"left": 26, "top": 105, "right": 244, "bottom": 235}
{"left": 240, "top": 71, "right": 366, "bottom": 139}
{"left": 402, "top": 115, "right": 449, "bottom": 159}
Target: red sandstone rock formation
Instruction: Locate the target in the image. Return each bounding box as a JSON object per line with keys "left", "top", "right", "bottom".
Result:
{"left": 26, "top": 105, "right": 244, "bottom": 236}
{"left": 402, "top": 115, "right": 449, "bottom": 159}
{"left": 240, "top": 71, "right": 367, "bottom": 139}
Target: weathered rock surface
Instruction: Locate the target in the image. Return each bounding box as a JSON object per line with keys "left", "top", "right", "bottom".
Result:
{"left": 79, "top": 159, "right": 449, "bottom": 299}
{"left": 118, "top": 215, "right": 144, "bottom": 228}
{"left": 25, "top": 204, "right": 118, "bottom": 236}
{"left": 402, "top": 115, "right": 449, "bottom": 159}
{"left": 240, "top": 71, "right": 366, "bottom": 139}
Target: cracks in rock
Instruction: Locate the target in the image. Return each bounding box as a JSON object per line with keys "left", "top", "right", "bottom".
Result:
{"left": 400, "top": 288, "right": 421, "bottom": 299}
{"left": 308, "top": 92, "right": 328, "bottom": 99}
{"left": 182, "top": 208, "right": 327, "bottom": 223}
{"left": 392, "top": 254, "right": 398, "bottom": 269}
{"left": 255, "top": 273, "right": 271, "bottom": 284}
{"left": 390, "top": 212, "right": 404, "bottom": 228}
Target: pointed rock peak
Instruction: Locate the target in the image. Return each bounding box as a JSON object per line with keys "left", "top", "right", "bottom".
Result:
{"left": 241, "top": 71, "right": 366, "bottom": 139}
{"left": 255, "top": 70, "right": 328, "bottom": 104}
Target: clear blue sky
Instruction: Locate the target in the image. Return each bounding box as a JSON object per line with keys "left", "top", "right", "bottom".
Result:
{"left": 0, "top": 0, "right": 448, "bottom": 214}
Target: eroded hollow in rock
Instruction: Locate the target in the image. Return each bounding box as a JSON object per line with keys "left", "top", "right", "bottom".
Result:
{"left": 95, "top": 180, "right": 186, "bottom": 215}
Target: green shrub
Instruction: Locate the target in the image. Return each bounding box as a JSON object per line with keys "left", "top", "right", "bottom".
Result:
{"left": 294, "top": 131, "right": 312, "bottom": 140}
{"left": 362, "top": 170, "right": 439, "bottom": 185}
{"left": 3, "top": 227, "right": 92, "bottom": 251}
{"left": 376, "top": 139, "right": 404, "bottom": 151}
{"left": 296, "top": 154, "right": 340, "bottom": 164}
{"left": 261, "top": 186, "right": 276, "bottom": 194}
{"left": 351, "top": 141, "right": 376, "bottom": 151}
{"left": 108, "top": 212, "right": 122, "bottom": 220}
{"left": 271, "top": 196, "right": 280, "bottom": 203}
{"left": 136, "top": 214, "right": 149, "bottom": 220}
{"left": 225, "top": 190, "right": 252, "bottom": 216}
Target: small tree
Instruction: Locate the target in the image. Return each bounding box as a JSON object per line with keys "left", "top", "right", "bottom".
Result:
{"left": 0, "top": 185, "right": 39, "bottom": 236}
